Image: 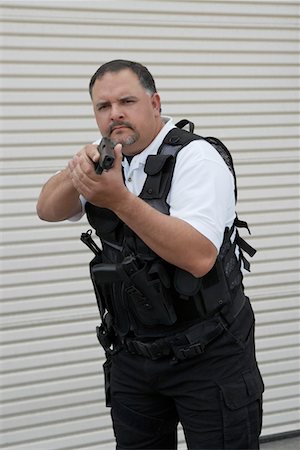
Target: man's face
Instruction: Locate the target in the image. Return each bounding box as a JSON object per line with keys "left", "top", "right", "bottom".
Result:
{"left": 91, "top": 69, "right": 163, "bottom": 155}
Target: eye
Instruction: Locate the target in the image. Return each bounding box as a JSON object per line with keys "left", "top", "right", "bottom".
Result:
{"left": 96, "top": 103, "right": 109, "bottom": 111}
{"left": 123, "top": 98, "right": 136, "bottom": 105}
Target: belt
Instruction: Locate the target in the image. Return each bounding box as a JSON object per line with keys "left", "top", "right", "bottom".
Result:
{"left": 121, "top": 291, "right": 246, "bottom": 361}
{"left": 123, "top": 317, "right": 223, "bottom": 361}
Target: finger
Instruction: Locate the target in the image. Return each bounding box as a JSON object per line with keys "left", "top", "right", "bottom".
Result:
{"left": 86, "top": 144, "right": 100, "bottom": 163}
{"left": 114, "top": 143, "right": 123, "bottom": 167}
{"left": 68, "top": 160, "right": 74, "bottom": 172}
{"left": 68, "top": 154, "right": 80, "bottom": 172}
{"left": 70, "top": 166, "right": 93, "bottom": 195}
{"left": 75, "top": 154, "right": 95, "bottom": 175}
{"left": 76, "top": 155, "right": 102, "bottom": 184}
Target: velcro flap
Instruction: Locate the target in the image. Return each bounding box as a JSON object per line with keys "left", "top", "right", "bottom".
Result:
{"left": 144, "top": 154, "right": 173, "bottom": 175}
{"left": 218, "top": 366, "right": 264, "bottom": 410}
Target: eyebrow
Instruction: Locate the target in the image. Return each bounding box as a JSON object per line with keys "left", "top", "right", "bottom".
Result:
{"left": 95, "top": 95, "right": 139, "bottom": 109}
{"left": 120, "top": 95, "right": 138, "bottom": 101}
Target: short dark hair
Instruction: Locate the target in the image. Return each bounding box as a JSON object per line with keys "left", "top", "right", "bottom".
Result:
{"left": 89, "top": 59, "right": 158, "bottom": 98}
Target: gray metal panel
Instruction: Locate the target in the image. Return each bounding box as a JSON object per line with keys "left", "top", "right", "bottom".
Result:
{"left": 0, "top": 1, "right": 299, "bottom": 448}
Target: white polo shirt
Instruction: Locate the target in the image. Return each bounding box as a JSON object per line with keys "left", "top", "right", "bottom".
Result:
{"left": 71, "top": 117, "right": 236, "bottom": 252}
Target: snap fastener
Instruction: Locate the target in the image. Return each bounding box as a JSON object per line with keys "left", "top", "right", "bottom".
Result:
{"left": 169, "top": 136, "right": 180, "bottom": 144}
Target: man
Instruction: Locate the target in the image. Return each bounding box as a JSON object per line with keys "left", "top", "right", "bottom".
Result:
{"left": 37, "top": 59, "right": 264, "bottom": 449}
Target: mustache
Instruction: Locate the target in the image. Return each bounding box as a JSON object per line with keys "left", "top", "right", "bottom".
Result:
{"left": 109, "top": 121, "right": 134, "bottom": 134}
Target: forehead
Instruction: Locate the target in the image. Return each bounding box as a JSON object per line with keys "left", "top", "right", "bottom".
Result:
{"left": 92, "top": 69, "right": 144, "bottom": 99}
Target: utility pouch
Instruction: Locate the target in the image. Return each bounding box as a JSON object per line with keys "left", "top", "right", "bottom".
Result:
{"left": 89, "top": 256, "right": 119, "bottom": 325}
{"left": 173, "top": 258, "right": 232, "bottom": 318}
{"left": 125, "top": 261, "right": 177, "bottom": 327}
{"left": 198, "top": 257, "right": 231, "bottom": 316}
{"left": 103, "top": 356, "right": 112, "bottom": 407}
{"left": 174, "top": 268, "right": 201, "bottom": 297}
{"left": 89, "top": 255, "right": 106, "bottom": 315}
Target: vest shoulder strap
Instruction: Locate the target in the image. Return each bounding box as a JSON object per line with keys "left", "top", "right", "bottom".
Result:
{"left": 142, "top": 122, "right": 238, "bottom": 204}
{"left": 140, "top": 128, "right": 194, "bottom": 211}
{"left": 175, "top": 120, "right": 238, "bottom": 202}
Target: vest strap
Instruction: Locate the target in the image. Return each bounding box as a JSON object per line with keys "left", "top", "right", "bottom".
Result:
{"left": 237, "top": 235, "right": 257, "bottom": 258}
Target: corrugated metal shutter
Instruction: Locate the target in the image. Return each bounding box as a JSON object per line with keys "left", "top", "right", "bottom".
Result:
{"left": 0, "top": 1, "right": 299, "bottom": 448}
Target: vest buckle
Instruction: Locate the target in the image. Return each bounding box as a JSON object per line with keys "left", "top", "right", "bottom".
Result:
{"left": 174, "top": 342, "right": 205, "bottom": 360}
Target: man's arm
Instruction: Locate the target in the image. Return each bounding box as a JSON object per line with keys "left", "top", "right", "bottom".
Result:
{"left": 36, "top": 144, "right": 99, "bottom": 222}
{"left": 36, "top": 168, "right": 82, "bottom": 222}
{"left": 114, "top": 193, "right": 217, "bottom": 278}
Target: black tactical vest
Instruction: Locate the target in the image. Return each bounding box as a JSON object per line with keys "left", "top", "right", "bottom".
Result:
{"left": 82, "top": 124, "right": 256, "bottom": 340}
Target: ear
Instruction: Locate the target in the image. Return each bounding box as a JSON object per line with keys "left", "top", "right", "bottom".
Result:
{"left": 151, "top": 92, "right": 161, "bottom": 114}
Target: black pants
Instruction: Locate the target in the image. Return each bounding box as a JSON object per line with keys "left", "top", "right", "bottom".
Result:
{"left": 108, "top": 299, "right": 264, "bottom": 449}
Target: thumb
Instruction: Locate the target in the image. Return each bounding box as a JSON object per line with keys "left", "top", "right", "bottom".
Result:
{"left": 113, "top": 143, "right": 123, "bottom": 167}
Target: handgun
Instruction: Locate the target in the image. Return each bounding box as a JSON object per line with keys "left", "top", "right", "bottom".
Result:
{"left": 94, "top": 137, "right": 115, "bottom": 174}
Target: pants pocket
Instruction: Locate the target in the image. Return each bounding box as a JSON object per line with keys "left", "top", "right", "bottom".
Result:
{"left": 218, "top": 365, "right": 264, "bottom": 449}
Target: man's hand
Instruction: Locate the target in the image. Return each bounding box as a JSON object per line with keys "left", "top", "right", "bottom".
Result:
{"left": 68, "top": 143, "right": 100, "bottom": 173}
{"left": 68, "top": 143, "right": 129, "bottom": 211}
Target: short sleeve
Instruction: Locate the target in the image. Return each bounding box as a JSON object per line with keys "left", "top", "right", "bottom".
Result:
{"left": 168, "top": 140, "right": 236, "bottom": 251}
{"left": 67, "top": 195, "right": 87, "bottom": 222}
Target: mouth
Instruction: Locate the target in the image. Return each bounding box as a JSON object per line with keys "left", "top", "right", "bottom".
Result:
{"left": 112, "top": 126, "right": 128, "bottom": 132}
{"left": 110, "top": 122, "right": 133, "bottom": 135}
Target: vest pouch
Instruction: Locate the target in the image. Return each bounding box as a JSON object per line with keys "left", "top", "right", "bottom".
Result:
{"left": 125, "top": 261, "right": 177, "bottom": 327}
{"left": 174, "top": 268, "right": 201, "bottom": 296}
{"left": 90, "top": 255, "right": 117, "bottom": 319}
{"left": 199, "top": 257, "right": 231, "bottom": 316}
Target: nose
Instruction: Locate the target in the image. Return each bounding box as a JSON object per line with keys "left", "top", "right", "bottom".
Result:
{"left": 110, "top": 102, "right": 124, "bottom": 121}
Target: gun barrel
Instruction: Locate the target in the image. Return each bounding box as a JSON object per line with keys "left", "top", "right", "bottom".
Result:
{"left": 95, "top": 138, "right": 115, "bottom": 174}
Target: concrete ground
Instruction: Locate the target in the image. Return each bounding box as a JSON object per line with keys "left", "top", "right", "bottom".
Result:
{"left": 260, "top": 435, "right": 300, "bottom": 449}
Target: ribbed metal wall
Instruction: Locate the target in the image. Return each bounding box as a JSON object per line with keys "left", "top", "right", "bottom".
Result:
{"left": 0, "top": 1, "right": 299, "bottom": 449}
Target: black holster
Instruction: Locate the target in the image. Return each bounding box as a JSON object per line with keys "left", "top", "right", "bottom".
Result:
{"left": 92, "top": 255, "right": 177, "bottom": 327}
{"left": 122, "top": 258, "right": 177, "bottom": 326}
